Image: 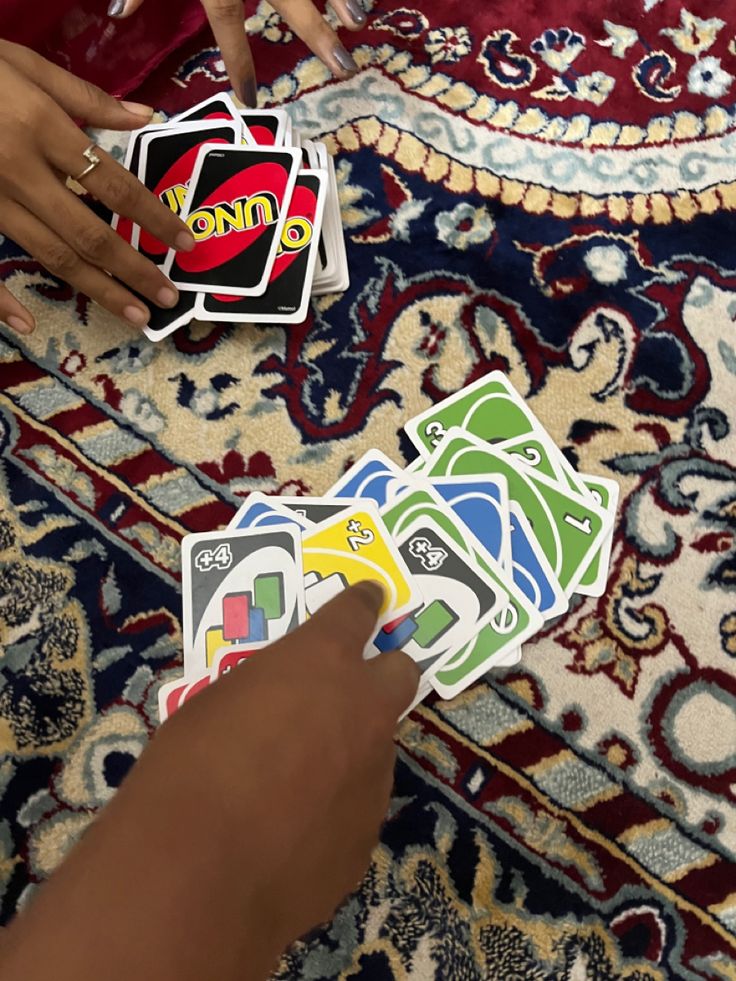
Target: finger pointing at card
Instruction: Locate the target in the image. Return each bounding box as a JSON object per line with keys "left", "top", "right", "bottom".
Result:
{"left": 1, "top": 583, "right": 418, "bottom": 981}
{"left": 110, "top": 0, "right": 366, "bottom": 101}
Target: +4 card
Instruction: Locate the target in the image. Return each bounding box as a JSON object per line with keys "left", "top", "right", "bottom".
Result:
{"left": 181, "top": 526, "right": 305, "bottom": 674}
{"left": 379, "top": 484, "right": 544, "bottom": 697}
{"left": 164, "top": 144, "right": 300, "bottom": 297}
{"left": 391, "top": 516, "right": 507, "bottom": 684}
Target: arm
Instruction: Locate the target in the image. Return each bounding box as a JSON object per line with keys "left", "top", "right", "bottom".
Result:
{"left": 0, "top": 582, "right": 418, "bottom": 981}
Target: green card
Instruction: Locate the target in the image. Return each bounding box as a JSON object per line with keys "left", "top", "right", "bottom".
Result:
{"left": 574, "top": 474, "right": 619, "bottom": 595}
{"left": 423, "top": 430, "right": 613, "bottom": 597}
{"left": 405, "top": 371, "right": 537, "bottom": 454}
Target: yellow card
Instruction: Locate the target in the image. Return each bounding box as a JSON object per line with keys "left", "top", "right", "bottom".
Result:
{"left": 301, "top": 505, "right": 421, "bottom": 625}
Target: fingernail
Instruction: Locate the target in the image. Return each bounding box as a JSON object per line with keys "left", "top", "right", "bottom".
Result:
{"left": 240, "top": 77, "right": 258, "bottom": 109}
{"left": 344, "top": 0, "right": 367, "bottom": 26}
{"left": 107, "top": 0, "right": 126, "bottom": 16}
{"left": 120, "top": 100, "right": 154, "bottom": 118}
{"left": 123, "top": 305, "right": 148, "bottom": 327}
{"left": 7, "top": 315, "right": 33, "bottom": 335}
{"left": 175, "top": 230, "right": 196, "bottom": 252}
{"left": 156, "top": 286, "right": 178, "bottom": 308}
{"left": 333, "top": 44, "right": 358, "bottom": 76}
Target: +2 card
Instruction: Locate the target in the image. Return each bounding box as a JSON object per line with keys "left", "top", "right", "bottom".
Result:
{"left": 301, "top": 504, "right": 422, "bottom": 628}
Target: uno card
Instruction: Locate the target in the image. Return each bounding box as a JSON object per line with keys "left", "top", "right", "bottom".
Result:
{"left": 574, "top": 474, "right": 619, "bottom": 596}
{"left": 141, "top": 289, "right": 198, "bottom": 343}
{"left": 380, "top": 484, "right": 543, "bottom": 691}
{"left": 211, "top": 643, "right": 267, "bottom": 676}
{"left": 301, "top": 504, "right": 422, "bottom": 627}
{"left": 181, "top": 526, "right": 305, "bottom": 673}
{"left": 424, "top": 429, "right": 613, "bottom": 596}
{"left": 328, "top": 449, "right": 412, "bottom": 509}
{"left": 507, "top": 503, "right": 568, "bottom": 619}
{"left": 496, "top": 431, "right": 577, "bottom": 490}
{"left": 405, "top": 370, "right": 590, "bottom": 493}
{"left": 392, "top": 517, "right": 508, "bottom": 682}
{"left": 229, "top": 492, "right": 311, "bottom": 532}
{"left": 277, "top": 497, "right": 359, "bottom": 525}
{"left": 312, "top": 151, "right": 348, "bottom": 295}
{"left": 164, "top": 144, "right": 301, "bottom": 297}
{"left": 158, "top": 672, "right": 212, "bottom": 722}
{"left": 157, "top": 641, "right": 267, "bottom": 722}
{"left": 238, "top": 109, "right": 289, "bottom": 147}
{"left": 197, "top": 169, "right": 326, "bottom": 322}
{"left": 112, "top": 121, "right": 171, "bottom": 245}
{"left": 134, "top": 120, "right": 240, "bottom": 262}
{"left": 427, "top": 475, "right": 512, "bottom": 571}
{"left": 175, "top": 93, "right": 254, "bottom": 144}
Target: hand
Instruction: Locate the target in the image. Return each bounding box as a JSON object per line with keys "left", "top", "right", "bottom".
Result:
{"left": 110, "top": 0, "right": 368, "bottom": 106}
{"left": 0, "top": 582, "right": 419, "bottom": 981}
{"left": 0, "top": 41, "right": 196, "bottom": 338}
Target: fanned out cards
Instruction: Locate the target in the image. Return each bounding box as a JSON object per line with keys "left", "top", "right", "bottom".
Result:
{"left": 110, "top": 92, "right": 349, "bottom": 342}
{"left": 159, "top": 372, "right": 619, "bottom": 723}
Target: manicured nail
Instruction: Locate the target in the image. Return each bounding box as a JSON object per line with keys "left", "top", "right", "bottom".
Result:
{"left": 333, "top": 44, "right": 358, "bottom": 75}
{"left": 7, "top": 315, "right": 33, "bottom": 335}
{"left": 240, "top": 77, "right": 258, "bottom": 108}
{"left": 107, "top": 0, "right": 126, "bottom": 16}
{"left": 156, "top": 286, "right": 178, "bottom": 308}
{"left": 123, "top": 305, "right": 148, "bottom": 327}
{"left": 344, "top": 0, "right": 367, "bottom": 26}
{"left": 175, "top": 230, "right": 196, "bottom": 252}
{"left": 120, "top": 100, "right": 154, "bottom": 118}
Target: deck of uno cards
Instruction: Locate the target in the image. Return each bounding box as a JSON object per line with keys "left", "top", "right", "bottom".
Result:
{"left": 109, "top": 92, "right": 349, "bottom": 342}
{"left": 158, "top": 372, "right": 618, "bottom": 724}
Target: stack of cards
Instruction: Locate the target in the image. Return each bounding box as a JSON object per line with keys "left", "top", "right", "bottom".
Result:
{"left": 159, "top": 372, "right": 619, "bottom": 721}
{"left": 111, "top": 93, "right": 349, "bottom": 341}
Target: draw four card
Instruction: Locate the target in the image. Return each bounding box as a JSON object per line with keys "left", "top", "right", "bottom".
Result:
{"left": 164, "top": 145, "right": 300, "bottom": 297}
{"left": 182, "top": 526, "right": 305, "bottom": 674}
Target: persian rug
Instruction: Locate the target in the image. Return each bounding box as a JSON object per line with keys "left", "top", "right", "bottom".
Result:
{"left": 1, "top": 1, "right": 735, "bottom": 977}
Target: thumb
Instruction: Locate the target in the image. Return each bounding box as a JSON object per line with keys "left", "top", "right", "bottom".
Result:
{"left": 367, "top": 649, "right": 420, "bottom": 721}
{"left": 0, "top": 40, "right": 153, "bottom": 130}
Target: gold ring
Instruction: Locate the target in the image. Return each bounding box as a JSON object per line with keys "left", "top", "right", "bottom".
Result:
{"left": 73, "top": 143, "right": 102, "bottom": 183}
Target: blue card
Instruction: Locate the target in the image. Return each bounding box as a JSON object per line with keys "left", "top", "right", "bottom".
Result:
{"left": 229, "top": 493, "right": 309, "bottom": 534}
{"left": 508, "top": 503, "right": 567, "bottom": 619}
{"left": 328, "top": 449, "right": 411, "bottom": 509}
{"left": 428, "top": 476, "right": 512, "bottom": 571}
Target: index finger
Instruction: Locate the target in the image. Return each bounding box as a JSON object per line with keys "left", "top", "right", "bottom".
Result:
{"left": 301, "top": 580, "right": 384, "bottom": 658}
{"left": 201, "top": 0, "right": 258, "bottom": 107}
